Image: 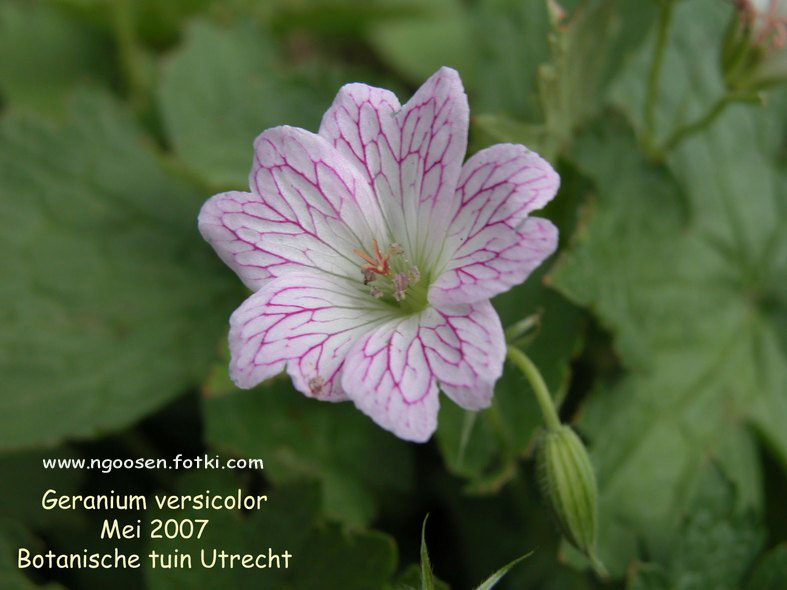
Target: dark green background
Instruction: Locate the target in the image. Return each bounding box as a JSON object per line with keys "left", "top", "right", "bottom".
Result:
{"left": 1, "top": 0, "right": 785, "bottom": 588}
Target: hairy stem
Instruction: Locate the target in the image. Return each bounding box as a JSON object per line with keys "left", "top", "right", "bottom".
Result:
{"left": 658, "top": 92, "right": 759, "bottom": 155}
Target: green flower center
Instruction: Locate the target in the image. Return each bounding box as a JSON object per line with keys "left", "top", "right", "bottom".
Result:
{"left": 353, "top": 240, "right": 430, "bottom": 314}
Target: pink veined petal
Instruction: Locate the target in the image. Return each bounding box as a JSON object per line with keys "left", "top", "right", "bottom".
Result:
{"left": 429, "top": 143, "right": 560, "bottom": 306}
{"left": 319, "top": 67, "right": 469, "bottom": 269}
{"left": 228, "top": 272, "right": 392, "bottom": 401}
{"left": 340, "top": 314, "right": 439, "bottom": 442}
{"left": 425, "top": 300, "right": 505, "bottom": 411}
{"left": 198, "top": 126, "right": 385, "bottom": 290}
{"left": 340, "top": 301, "right": 505, "bottom": 442}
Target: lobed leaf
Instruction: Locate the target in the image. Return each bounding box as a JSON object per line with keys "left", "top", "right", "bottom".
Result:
{"left": 146, "top": 473, "right": 398, "bottom": 590}
{"left": 549, "top": 4, "right": 787, "bottom": 568}
{"left": 0, "top": 90, "right": 237, "bottom": 449}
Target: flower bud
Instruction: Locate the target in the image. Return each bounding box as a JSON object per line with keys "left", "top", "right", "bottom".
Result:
{"left": 723, "top": 0, "right": 787, "bottom": 89}
{"left": 536, "top": 424, "right": 603, "bottom": 572}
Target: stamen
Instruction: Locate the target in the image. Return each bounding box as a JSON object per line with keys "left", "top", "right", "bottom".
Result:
{"left": 352, "top": 241, "right": 427, "bottom": 311}
{"left": 392, "top": 272, "right": 409, "bottom": 301}
{"left": 362, "top": 268, "right": 376, "bottom": 285}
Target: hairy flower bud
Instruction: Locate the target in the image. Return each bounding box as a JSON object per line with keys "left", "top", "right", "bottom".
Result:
{"left": 536, "top": 425, "right": 603, "bottom": 572}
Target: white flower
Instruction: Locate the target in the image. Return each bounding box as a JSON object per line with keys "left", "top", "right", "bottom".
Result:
{"left": 198, "top": 68, "right": 559, "bottom": 442}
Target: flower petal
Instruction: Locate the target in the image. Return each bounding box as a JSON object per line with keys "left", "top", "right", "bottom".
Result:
{"left": 319, "top": 67, "right": 468, "bottom": 268}
{"left": 426, "top": 300, "right": 505, "bottom": 411}
{"left": 429, "top": 144, "right": 560, "bottom": 306}
{"left": 229, "top": 272, "right": 392, "bottom": 401}
{"left": 340, "top": 314, "right": 439, "bottom": 442}
{"left": 199, "top": 126, "right": 385, "bottom": 290}
{"left": 341, "top": 301, "right": 505, "bottom": 442}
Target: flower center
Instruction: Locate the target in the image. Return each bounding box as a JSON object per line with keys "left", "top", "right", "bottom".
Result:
{"left": 353, "top": 239, "right": 429, "bottom": 313}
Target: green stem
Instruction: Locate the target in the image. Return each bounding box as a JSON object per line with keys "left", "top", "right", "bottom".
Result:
{"left": 658, "top": 91, "right": 759, "bottom": 155}
{"left": 485, "top": 396, "right": 513, "bottom": 456}
{"left": 506, "top": 345, "right": 561, "bottom": 432}
{"left": 644, "top": 0, "right": 675, "bottom": 138}
{"left": 456, "top": 410, "right": 477, "bottom": 469}
{"left": 111, "top": 0, "right": 146, "bottom": 109}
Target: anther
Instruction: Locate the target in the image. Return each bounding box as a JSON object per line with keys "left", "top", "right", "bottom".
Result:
{"left": 309, "top": 375, "right": 325, "bottom": 396}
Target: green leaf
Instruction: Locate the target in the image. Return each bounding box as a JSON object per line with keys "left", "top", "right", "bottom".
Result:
{"left": 549, "top": 100, "right": 786, "bottom": 574}
{"left": 553, "top": 12, "right": 787, "bottom": 572}
{"left": 473, "top": 550, "right": 532, "bottom": 590}
{"left": 609, "top": 0, "right": 787, "bottom": 467}
{"left": 0, "top": 90, "right": 236, "bottom": 449}
{"left": 203, "top": 376, "right": 414, "bottom": 527}
{"left": 0, "top": 521, "right": 66, "bottom": 590}
{"left": 367, "top": 0, "right": 474, "bottom": 87}
{"left": 468, "top": 0, "right": 552, "bottom": 122}
{"left": 52, "top": 0, "right": 216, "bottom": 48}
{"left": 551, "top": 5, "right": 787, "bottom": 562}
{"left": 269, "top": 0, "right": 423, "bottom": 36}
{"left": 146, "top": 473, "right": 398, "bottom": 590}
{"left": 470, "top": 0, "right": 657, "bottom": 160}
{"left": 471, "top": 114, "right": 545, "bottom": 158}
{"left": 432, "top": 471, "right": 592, "bottom": 589}
{"left": 628, "top": 465, "right": 764, "bottom": 590}
{"left": 420, "top": 515, "right": 434, "bottom": 590}
{"left": 536, "top": 0, "right": 658, "bottom": 159}
{"left": 158, "top": 20, "right": 336, "bottom": 189}
{"left": 369, "top": 0, "right": 552, "bottom": 122}
{"left": 748, "top": 544, "right": 787, "bottom": 590}
{"left": 393, "top": 564, "right": 449, "bottom": 590}
{"left": 414, "top": 511, "right": 531, "bottom": 590}
{"left": 609, "top": 0, "right": 732, "bottom": 150}
{"left": 0, "top": 447, "right": 83, "bottom": 529}
{"left": 0, "top": 1, "right": 112, "bottom": 116}
{"left": 133, "top": 0, "right": 216, "bottom": 47}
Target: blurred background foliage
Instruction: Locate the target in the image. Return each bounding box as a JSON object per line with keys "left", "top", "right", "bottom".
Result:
{"left": 0, "top": 0, "right": 785, "bottom": 588}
